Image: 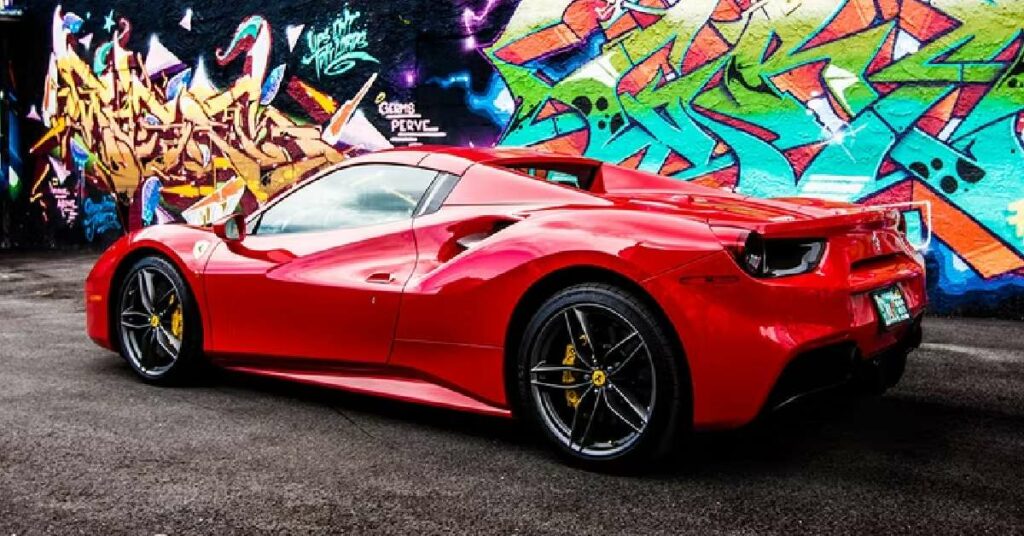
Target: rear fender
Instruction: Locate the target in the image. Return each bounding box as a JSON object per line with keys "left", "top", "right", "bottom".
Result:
{"left": 398, "top": 208, "right": 723, "bottom": 348}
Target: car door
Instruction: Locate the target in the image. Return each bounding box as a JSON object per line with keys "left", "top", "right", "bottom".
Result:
{"left": 202, "top": 164, "right": 440, "bottom": 365}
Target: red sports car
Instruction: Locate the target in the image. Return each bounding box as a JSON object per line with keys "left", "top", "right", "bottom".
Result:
{"left": 85, "top": 146, "right": 925, "bottom": 469}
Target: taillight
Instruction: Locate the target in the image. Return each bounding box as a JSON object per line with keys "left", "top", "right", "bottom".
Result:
{"left": 710, "top": 226, "right": 749, "bottom": 256}
{"left": 712, "top": 226, "right": 826, "bottom": 278}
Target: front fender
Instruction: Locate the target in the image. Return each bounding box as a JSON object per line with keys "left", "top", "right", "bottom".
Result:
{"left": 85, "top": 224, "right": 219, "bottom": 351}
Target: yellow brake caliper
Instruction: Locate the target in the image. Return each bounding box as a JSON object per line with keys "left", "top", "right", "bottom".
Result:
{"left": 169, "top": 294, "right": 184, "bottom": 339}
{"left": 563, "top": 344, "right": 581, "bottom": 409}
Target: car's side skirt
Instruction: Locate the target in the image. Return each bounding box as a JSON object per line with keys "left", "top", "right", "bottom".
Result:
{"left": 218, "top": 363, "right": 513, "bottom": 418}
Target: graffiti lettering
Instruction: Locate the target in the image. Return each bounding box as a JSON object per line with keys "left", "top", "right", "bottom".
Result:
{"left": 82, "top": 196, "right": 121, "bottom": 242}
{"left": 50, "top": 186, "right": 78, "bottom": 225}
{"left": 378, "top": 101, "right": 447, "bottom": 145}
{"left": 302, "top": 8, "right": 379, "bottom": 78}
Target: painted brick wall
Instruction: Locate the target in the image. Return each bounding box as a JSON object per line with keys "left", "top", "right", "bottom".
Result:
{"left": 4, "top": 0, "right": 1024, "bottom": 317}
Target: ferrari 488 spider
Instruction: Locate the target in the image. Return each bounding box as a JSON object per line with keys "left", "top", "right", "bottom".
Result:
{"left": 86, "top": 146, "right": 925, "bottom": 469}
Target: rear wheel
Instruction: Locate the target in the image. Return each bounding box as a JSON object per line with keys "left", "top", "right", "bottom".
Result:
{"left": 115, "top": 256, "right": 203, "bottom": 384}
{"left": 516, "top": 283, "right": 689, "bottom": 471}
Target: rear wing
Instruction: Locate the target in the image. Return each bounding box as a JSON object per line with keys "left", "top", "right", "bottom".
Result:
{"left": 753, "top": 201, "right": 932, "bottom": 251}
{"left": 869, "top": 201, "right": 932, "bottom": 251}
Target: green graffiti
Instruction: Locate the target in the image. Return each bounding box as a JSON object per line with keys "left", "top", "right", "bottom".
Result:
{"left": 302, "top": 7, "right": 379, "bottom": 79}
{"left": 487, "top": 0, "right": 1024, "bottom": 279}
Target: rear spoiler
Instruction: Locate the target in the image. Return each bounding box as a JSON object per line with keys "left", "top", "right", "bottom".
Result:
{"left": 869, "top": 201, "right": 932, "bottom": 251}
{"left": 748, "top": 201, "right": 932, "bottom": 251}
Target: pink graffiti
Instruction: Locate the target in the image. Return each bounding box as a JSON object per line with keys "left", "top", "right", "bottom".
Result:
{"left": 461, "top": 0, "right": 502, "bottom": 49}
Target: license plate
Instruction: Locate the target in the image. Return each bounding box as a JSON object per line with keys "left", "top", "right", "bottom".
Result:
{"left": 871, "top": 286, "right": 911, "bottom": 328}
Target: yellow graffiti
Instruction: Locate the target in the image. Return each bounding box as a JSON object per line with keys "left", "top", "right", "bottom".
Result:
{"left": 34, "top": 7, "right": 369, "bottom": 208}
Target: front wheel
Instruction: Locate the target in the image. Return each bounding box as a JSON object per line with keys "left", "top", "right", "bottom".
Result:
{"left": 115, "top": 256, "right": 203, "bottom": 384}
{"left": 516, "top": 283, "right": 690, "bottom": 471}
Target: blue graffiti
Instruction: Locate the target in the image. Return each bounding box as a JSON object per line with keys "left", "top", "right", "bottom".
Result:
{"left": 82, "top": 196, "right": 122, "bottom": 242}
{"left": 62, "top": 13, "right": 84, "bottom": 34}
{"left": 2, "top": 104, "right": 23, "bottom": 200}
{"left": 427, "top": 71, "right": 513, "bottom": 128}
{"left": 69, "top": 138, "right": 90, "bottom": 170}
{"left": 260, "top": 64, "right": 286, "bottom": 105}
{"left": 166, "top": 68, "right": 193, "bottom": 100}
{"left": 139, "top": 177, "right": 162, "bottom": 226}
{"left": 927, "top": 238, "right": 1024, "bottom": 315}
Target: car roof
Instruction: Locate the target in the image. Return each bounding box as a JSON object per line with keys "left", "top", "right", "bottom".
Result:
{"left": 285, "top": 144, "right": 723, "bottom": 208}
{"left": 336, "top": 145, "right": 609, "bottom": 206}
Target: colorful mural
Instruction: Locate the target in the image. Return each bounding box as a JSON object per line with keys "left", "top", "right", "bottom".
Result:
{"left": 29, "top": 6, "right": 392, "bottom": 235}
{"left": 8, "top": 0, "right": 1024, "bottom": 315}
{"left": 486, "top": 0, "right": 1024, "bottom": 315}
{"left": 19, "top": 0, "right": 511, "bottom": 241}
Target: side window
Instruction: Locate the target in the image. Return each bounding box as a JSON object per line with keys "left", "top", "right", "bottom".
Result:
{"left": 254, "top": 165, "right": 437, "bottom": 235}
{"left": 505, "top": 166, "right": 593, "bottom": 190}
{"left": 536, "top": 169, "right": 583, "bottom": 188}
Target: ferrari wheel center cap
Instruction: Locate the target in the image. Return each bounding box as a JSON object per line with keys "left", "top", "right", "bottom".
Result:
{"left": 591, "top": 370, "right": 607, "bottom": 387}
{"left": 149, "top": 315, "right": 161, "bottom": 328}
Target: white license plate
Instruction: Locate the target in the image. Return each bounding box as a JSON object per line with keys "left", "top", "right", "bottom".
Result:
{"left": 871, "top": 286, "right": 911, "bottom": 328}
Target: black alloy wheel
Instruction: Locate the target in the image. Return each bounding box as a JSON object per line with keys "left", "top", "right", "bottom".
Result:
{"left": 517, "top": 283, "right": 690, "bottom": 471}
{"left": 116, "top": 256, "right": 203, "bottom": 383}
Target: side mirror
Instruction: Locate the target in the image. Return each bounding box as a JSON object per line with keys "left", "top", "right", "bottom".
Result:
{"left": 213, "top": 213, "right": 247, "bottom": 243}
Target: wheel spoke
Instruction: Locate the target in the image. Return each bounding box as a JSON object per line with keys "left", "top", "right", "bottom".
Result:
{"left": 120, "top": 310, "right": 150, "bottom": 330}
{"left": 531, "top": 379, "right": 591, "bottom": 391}
{"left": 602, "top": 388, "right": 644, "bottom": 434}
{"left": 573, "top": 307, "right": 596, "bottom": 354}
{"left": 568, "top": 385, "right": 595, "bottom": 444}
{"left": 139, "top": 329, "right": 157, "bottom": 366}
{"left": 574, "top": 387, "right": 603, "bottom": 451}
{"left": 155, "top": 287, "right": 176, "bottom": 317}
{"left": 608, "top": 343, "right": 645, "bottom": 377}
{"left": 603, "top": 331, "right": 638, "bottom": 360}
{"left": 137, "top": 270, "right": 157, "bottom": 313}
{"left": 606, "top": 383, "right": 649, "bottom": 427}
{"left": 564, "top": 309, "right": 595, "bottom": 369}
{"left": 530, "top": 364, "right": 591, "bottom": 375}
{"left": 155, "top": 327, "right": 180, "bottom": 357}
{"left": 126, "top": 330, "right": 145, "bottom": 366}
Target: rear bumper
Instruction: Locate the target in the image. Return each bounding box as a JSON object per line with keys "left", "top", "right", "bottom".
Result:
{"left": 764, "top": 316, "right": 921, "bottom": 412}
{"left": 644, "top": 249, "right": 927, "bottom": 430}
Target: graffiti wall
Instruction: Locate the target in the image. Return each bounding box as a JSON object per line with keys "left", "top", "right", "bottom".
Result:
{"left": 486, "top": 0, "right": 1024, "bottom": 315}
{"left": 14, "top": 0, "right": 513, "bottom": 242}
{"left": 7, "top": 0, "right": 1024, "bottom": 316}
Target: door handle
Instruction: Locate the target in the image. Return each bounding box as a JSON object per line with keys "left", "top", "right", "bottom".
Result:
{"left": 366, "top": 272, "right": 395, "bottom": 284}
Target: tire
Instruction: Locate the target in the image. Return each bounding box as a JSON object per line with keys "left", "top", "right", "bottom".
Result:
{"left": 114, "top": 256, "right": 204, "bottom": 384}
{"left": 515, "top": 283, "right": 690, "bottom": 471}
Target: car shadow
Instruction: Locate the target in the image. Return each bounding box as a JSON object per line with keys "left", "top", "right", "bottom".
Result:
{"left": 214, "top": 368, "right": 1011, "bottom": 479}
{"left": 663, "top": 390, "right": 1023, "bottom": 483}
{"left": 214, "top": 367, "right": 540, "bottom": 445}
{"left": 92, "top": 355, "right": 1019, "bottom": 479}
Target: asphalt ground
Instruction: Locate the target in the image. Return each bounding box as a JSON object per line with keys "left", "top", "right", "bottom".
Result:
{"left": 1, "top": 252, "right": 1022, "bottom": 534}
